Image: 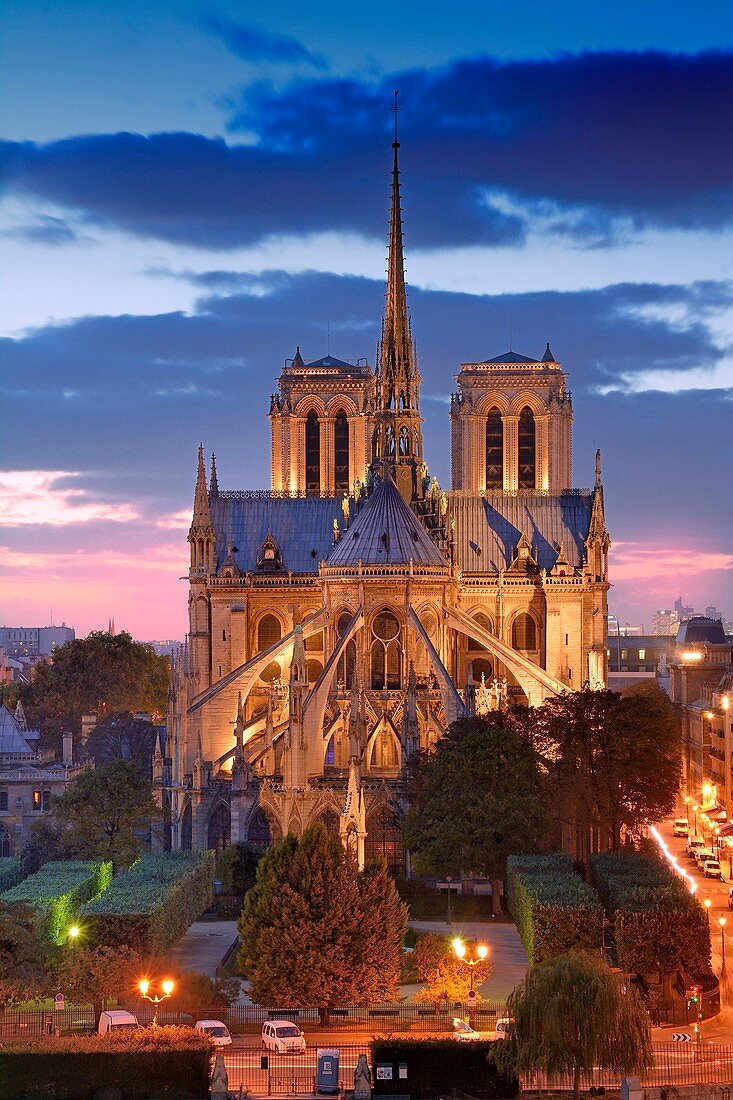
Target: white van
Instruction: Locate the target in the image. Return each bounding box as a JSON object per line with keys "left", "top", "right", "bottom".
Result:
{"left": 195, "top": 1019, "right": 232, "bottom": 1047}
{"left": 262, "top": 1020, "right": 306, "bottom": 1054}
{"left": 673, "top": 818, "right": 690, "bottom": 838}
{"left": 98, "top": 1010, "right": 140, "bottom": 1035}
{"left": 686, "top": 835, "right": 705, "bottom": 857}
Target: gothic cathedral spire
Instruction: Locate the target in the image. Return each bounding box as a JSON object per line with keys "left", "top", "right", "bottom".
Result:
{"left": 188, "top": 444, "right": 216, "bottom": 575}
{"left": 371, "top": 92, "right": 424, "bottom": 501}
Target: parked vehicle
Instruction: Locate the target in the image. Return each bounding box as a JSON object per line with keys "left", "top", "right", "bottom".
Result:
{"left": 262, "top": 1021, "right": 306, "bottom": 1054}
{"left": 694, "top": 848, "right": 715, "bottom": 868}
{"left": 195, "top": 1020, "right": 232, "bottom": 1047}
{"left": 703, "top": 859, "right": 722, "bottom": 879}
{"left": 97, "top": 1010, "right": 140, "bottom": 1035}
{"left": 494, "top": 1018, "right": 514, "bottom": 1039}
{"left": 673, "top": 818, "right": 690, "bottom": 838}
{"left": 452, "top": 1018, "right": 483, "bottom": 1041}
{"left": 685, "top": 835, "right": 705, "bottom": 857}
{"left": 728, "top": 888, "right": 733, "bottom": 909}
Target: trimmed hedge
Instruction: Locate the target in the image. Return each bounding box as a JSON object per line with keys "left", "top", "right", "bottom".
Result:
{"left": 81, "top": 850, "right": 215, "bottom": 955}
{"left": 588, "top": 851, "right": 711, "bottom": 978}
{"left": 0, "top": 1026, "right": 211, "bottom": 1100}
{"left": 506, "top": 853, "right": 602, "bottom": 963}
{"left": 1, "top": 860, "right": 112, "bottom": 944}
{"left": 0, "top": 858, "right": 25, "bottom": 894}
{"left": 371, "top": 1038, "right": 518, "bottom": 1098}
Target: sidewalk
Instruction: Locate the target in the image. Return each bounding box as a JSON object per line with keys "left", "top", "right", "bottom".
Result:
{"left": 166, "top": 921, "right": 238, "bottom": 980}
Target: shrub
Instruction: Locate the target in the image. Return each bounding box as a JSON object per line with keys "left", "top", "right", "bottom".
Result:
{"left": 1, "top": 860, "right": 112, "bottom": 944}
{"left": 371, "top": 1038, "right": 518, "bottom": 1099}
{"left": 0, "top": 1026, "right": 210, "bottom": 1100}
{"left": 506, "top": 854, "right": 602, "bottom": 963}
{"left": 81, "top": 851, "right": 214, "bottom": 955}
{"left": 0, "top": 858, "right": 25, "bottom": 894}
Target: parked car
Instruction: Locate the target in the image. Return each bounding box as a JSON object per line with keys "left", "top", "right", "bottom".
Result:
{"left": 195, "top": 1020, "right": 232, "bottom": 1047}
{"left": 452, "top": 1018, "right": 484, "bottom": 1041}
{"left": 703, "top": 859, "right": 722, "bottom": 879}
{"left": 673, "top": 818, "right": 690, "bottom": 838}
{"left": 694, "top": 848, "right": 715, "bottom": 868}
{"left": 686, "top": 835, "right": 705, "bottom": 857}
{"left": 494, "top": 1018, "right": 514, "bottom": 1039}
{"left": 262, "top": 1021, "right": 306, "bottom": 1054}
{"left": 97, "top": 1010, "right": 140, "bottom": 1035}
{"left": 728, "top": 888, "right": 733, "bottom": 909}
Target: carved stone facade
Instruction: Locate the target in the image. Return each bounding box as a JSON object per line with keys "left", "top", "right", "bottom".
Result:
{"left": 162, "top": 137, "right": 610, "bottom": 865}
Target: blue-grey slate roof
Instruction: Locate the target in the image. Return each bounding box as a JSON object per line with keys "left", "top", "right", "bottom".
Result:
{"left": 449, "top": 492, "right": 592, "bottom": 573}
{"left": 327, "top": 477, "right": 446, "bottom": 568}
{"left": 480, "top": 350, "right": 539, "bottom": 364}
{"left": 211, "top": 495, "right": 340, "bottom": 573}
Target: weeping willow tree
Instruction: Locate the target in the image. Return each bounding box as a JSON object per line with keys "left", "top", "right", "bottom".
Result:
{"left": 495, "top": 951, "right": 652, "bottom": 1100}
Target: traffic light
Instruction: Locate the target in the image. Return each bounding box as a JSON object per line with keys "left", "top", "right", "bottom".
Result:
{"left": 689, "top": 985, "right": 699, "bottom": 1005}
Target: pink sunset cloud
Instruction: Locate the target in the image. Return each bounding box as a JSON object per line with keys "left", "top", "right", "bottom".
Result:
{"left": 0, "top": 471, "right": 139, "bottom": 526}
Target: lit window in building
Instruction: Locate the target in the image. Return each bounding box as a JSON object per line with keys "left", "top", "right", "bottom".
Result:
{"left": 638, "top": 648, "right": 646, "bottom": 660}
{"left": 33, "top": 790, "right": 42, "bottom": 811}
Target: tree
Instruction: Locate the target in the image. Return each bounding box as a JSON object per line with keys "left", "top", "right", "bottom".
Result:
{"left": 24, "top": 631, "right": 168, "bottom": 750}
{"left": 539, "top": 687, "right": 681, "bottom": 852}
{"left": 216, "top": 842, "right": 262, "bottom": 895}
{"left": 411, "top": 933, "right": 492, "bottom": 1004}
{"left": 403, "top": 714, "right": 551, "bottom": 914}
{"left": 238, "top": 823, "right": 407, "bottom": 1019}
{"left": 170, "top": 973, "right": 238, "bottom": 1021}
{"left": 496, "top": 951, "right": 652, "bottom": 1100}
{"left": 0, "top": 902, "right": 53, "bottom": 1007}
{"left": 53, "top": 760, "right": 159, "bottom": 866}
{"left": 85, "top": 711, "right": 157, "bottom": 771}
{"left": 55, "top": 944, "right": 141, "bottom": 1026}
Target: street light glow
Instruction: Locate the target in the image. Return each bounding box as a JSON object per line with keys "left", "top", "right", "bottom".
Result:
{"left": 68, "top": 925, "right": 80, "bottom": 939}
{"left": 720, "top": 917, "right": 727, "bottom": 929}
{"left": 452, "top": 938, "right": 466, "bottom": 959}
{"left": 477, "top": 944, "right": 489, "bottom": 960}
{"left": 162, "top": 980, "right": 174, "bottom": 996}
{"left": 650, "top": 825, "right": 697, "bottom": 893}
{"left": 138, "top": 980, "right": 149, "bottom": 996}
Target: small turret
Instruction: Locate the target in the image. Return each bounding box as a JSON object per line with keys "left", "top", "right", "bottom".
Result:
{"left": 188, "top": 444, "right": 216, "bottom": 575}
{"left": 585, "top": 449, "right": 611, "bottom": 582}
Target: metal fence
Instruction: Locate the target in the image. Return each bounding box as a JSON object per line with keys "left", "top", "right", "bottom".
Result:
{"left": 523, "top": 1045, "right": 733, "bottom": 1091}
{"left": 0, "top": 1000, "right": 506, "bottom": 1038}
{"left": 223, "top": 1042, "right": 370, "bottom": 1095}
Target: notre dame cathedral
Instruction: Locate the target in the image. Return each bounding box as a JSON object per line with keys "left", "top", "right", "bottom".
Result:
{"left": 162, "top": 130, "right": 610, "bottom": 868}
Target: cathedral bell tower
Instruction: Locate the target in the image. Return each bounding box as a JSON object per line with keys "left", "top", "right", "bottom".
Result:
{"left": 370, "top": 94, "right": 424, "bottom": 502}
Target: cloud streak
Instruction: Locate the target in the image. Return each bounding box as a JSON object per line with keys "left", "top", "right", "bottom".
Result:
{"left": 203, "top": 15, "right": 327, "bottom": 70}
{"left": 0, "top": 471, "right": 139, "bottom": 526}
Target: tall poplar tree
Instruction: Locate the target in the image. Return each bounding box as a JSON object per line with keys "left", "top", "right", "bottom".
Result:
{"left": 238, "top": 823, "right": 407, "bottom": 1017}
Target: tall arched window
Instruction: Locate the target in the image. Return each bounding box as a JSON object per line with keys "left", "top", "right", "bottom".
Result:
{"left": 207, "top": 802, "right": 230, "bottom": 854}
{"left": 258, "top": 614, "right": 282, "bottom": 682}
{"left": 305, "top": 410, "right": 320, "bottom": 495}
{"left": 485, "top": 409, "right": 503, "bottom": 489}
{"left": 365, "top": 807, "right": 404, "bottom": 873}
{"left": 336, "top": 610, "right": 356, "bottom": 689}
{"left": 518, "top": 406, "right": 536, "bottom": 489}
{"left": 370, "top": 610, "right": 401, "bottom": 690}
{"left": 512, "top": 613, "right": 537, "bottom": 650}
{"left": 334, "top": 410, "right": 349, "bottom": 493}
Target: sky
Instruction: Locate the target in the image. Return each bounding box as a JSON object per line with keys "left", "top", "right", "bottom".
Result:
{"left": 1, "top": 0, "right": 732, "bottom": 640}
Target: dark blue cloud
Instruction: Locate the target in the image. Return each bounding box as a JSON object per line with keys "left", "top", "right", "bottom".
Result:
{"left": 2, "top": 214, "right": 94, "bottom": 246}
{"left": 203, "top": 15, "right": 327, "bottom": 70}
{"left": 1, "top": 50, "right": 731, "bottom": 249}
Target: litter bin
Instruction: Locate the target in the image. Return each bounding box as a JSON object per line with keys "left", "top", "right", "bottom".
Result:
{"left": 316, "top": 1048, "right": 339, "bottom": 1095}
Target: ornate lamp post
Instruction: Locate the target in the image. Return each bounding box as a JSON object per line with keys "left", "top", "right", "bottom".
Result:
{"left": 684, "top": 795, "right": 691, "bottom": 826}
{"left": 138, "top": 979, "right": 175, "bottom": 1027}
{"left": 693, "top": 804, "right": 699, "bottom": 834}
{"left": 452, "top": 937, "right": 489, "bottom": 1022}
{"left": 719, "top": 917, "right": 727, "bottom": 979}
{"left": 704, "top": 898, "right": 712, "bottom": 925}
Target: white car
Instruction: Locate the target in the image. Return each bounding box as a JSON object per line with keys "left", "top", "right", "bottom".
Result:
{"left": 495, "top": 1017, "right": 514, "bottom": 1039}
{"left": 97, "top": 1010, "right": 140, "bottom": 1035}
{"left": 262, "top": 1020, "right": 306, "bottom": 1054}
{"left": 704, "top": 859, "right": 722, "bottom": 879}
{"left": 673, "top": 818, "right": 690, "bottom": 838}
{"left": 195, "top": 1019, "right": 232, "bottom": 1047}
{"left": 452, "top": 1017, "right": 484, "bottom": 1041}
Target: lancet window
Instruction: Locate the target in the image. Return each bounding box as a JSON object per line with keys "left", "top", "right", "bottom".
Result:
{"left": 334, "top": 411, "right": 349, "bottom": 493}
{"left": 485, "top": 408, "right": 503, "bottom": 489}
{"left": 370, "top": 610, "right": 401, "bottom": 690}
{"left": 518, "top": 406, "right": 536, "bottom": 489}
{"left": 305, "top": 410, "right": 320, "bottom": 495}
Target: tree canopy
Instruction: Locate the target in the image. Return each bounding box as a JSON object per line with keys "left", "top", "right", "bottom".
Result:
{"left": 536, "top": 686, "right": 681, "bottom": 851}
{"left": 55, "top": 944, "right": 141, "bottom": 1026}
{"left": 238, "top": 822, "right": 407, "bottom": 1015}
{"left": 0, "top": 902, "right": 53, "bottom": 1007}
{"left": 411, "top": 933, "right": 492, "bottom": 1004}
{"left": 53, "top": 760, "right": 159, "bottom": 866}
{"left": 403, "top": 714, "right": 551, "bottom": 913}
{"left": 19, "top": 631, "right": 169, "bottom": 747}
{"left": 496, "top": 950, "right": 652, "bottom": 1100}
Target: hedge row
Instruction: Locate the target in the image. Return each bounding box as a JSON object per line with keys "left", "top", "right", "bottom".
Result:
{"left": 0, "top": 1027, "right": 210, "bottom": 1100}
{"left": 506, "top": 853, "right": 602, "bottom": 963}
{"left": 0, "top": 858, "right": 25, "bottom": 894}
{"left": 588, "top": 851, "right": 710, "bottom": 978}
{"left": 1, "top": 860, "right": 113, "bottom": 944}
{"left": 81, "top": 851, "right": 215, "bottom": 955}
{"left": 371, "top": 1038, "right": 518, "bottom": 1099}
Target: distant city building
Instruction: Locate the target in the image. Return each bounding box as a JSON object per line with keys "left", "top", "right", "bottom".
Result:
{"left": 0, "top": 624, "right": 74, "bottom": 657}
{"left": 140, "top": 640, "right": 181, "bottom": 657}
{"left": 607, "top": 634, "right": 672, "bottom": 675}
{"left": 607, "top": 616, "right": 644, "bottom": 637}
{"left": 668, "top": 617, "right": 733, "bottom": 820}
{"left": 675, "top": 596, "right": 695, "bottom": 621}
{"left": 0, "top": 702, "right": 81, "bottom": 856}
{"left": 652, "top": 609, "right": 679, "bottom": 635}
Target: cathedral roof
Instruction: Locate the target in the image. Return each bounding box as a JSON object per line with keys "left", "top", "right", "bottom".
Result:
{"left": 0, "top": 704, "right": 37, "bottom": 756}
{"left": 211, "top": 495, "right": 339, "bottom": 574}
{"left": 327, "top": 477, "right": 446, "bottom": 568}
{"left": 482, "top": 350, "right": 540, "bottom": 364}
{"left": 304, "top": 354, "right": 354, "bottom": 369}
{"left": 449, "top": 492, "right": 593, "bottom": 573}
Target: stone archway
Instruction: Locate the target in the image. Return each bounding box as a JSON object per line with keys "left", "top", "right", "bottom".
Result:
{"left": 180, "top": 803, "right": 192, "bottom": 851}
{"left": 207, "top": 801, "right": 231, "bottom": 854}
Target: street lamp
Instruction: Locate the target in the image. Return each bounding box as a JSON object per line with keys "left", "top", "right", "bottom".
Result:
{"left": 68, "top": 925, "right": 80, "bottom": 943}
{"left": 693, "top": 804, "right": 699, "bottom": 834}
{"left": 452, "top": 938, "right": 489, "bottom": 993}
{"left": 138, "top": 979, "right": 175, "bottom": 1026}
{"left": 720, "top": 917, "right": 727, "bottom": 978}
{"left": 704, "top": 898, "right": 712, "bottom": 925}
{"left": 684, "top": 795, "right": 691, "bottom": 825}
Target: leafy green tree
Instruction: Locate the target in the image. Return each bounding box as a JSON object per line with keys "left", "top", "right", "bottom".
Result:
{"left": 539, "top": 686, "right": 681, "bottom": 852}
{"left": 496, "top": 951, "right": 652, "bottom": 1100}
{"left": 0, "top": 902, "right": 54, "bottom": 1007}
{"left": 85, "top": 711, "right": 157, "bottom": 770}
{"left": 170, "top": 972, "right": 239, "bottom": 1021}
{"left": 216, "top": 842, "right": 261, "bottom": 895}
{"left": 403, "top": 714, "right": 551, "bottom": 914}
{"left": 53, "top": 760, "right": 159, "bottom": 866}
{"left": 55, "top": 944, "right": 141, "bottom": 1026}
{"left": 24, "top": 631, "right": 169, "bottom": 750}
{"left": 238, "top": 823, "right": 407, "bottom": 1019}
{"left": 411, "top": 933, "right": 492, "bottom": 1004}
